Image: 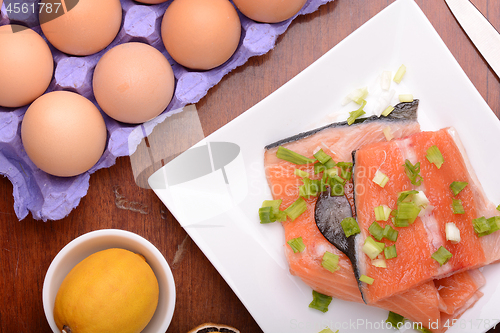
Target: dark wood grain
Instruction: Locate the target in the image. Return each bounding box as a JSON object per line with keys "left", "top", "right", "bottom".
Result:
{"left": 1, "top": 1, "right": 499, "bottom": 332}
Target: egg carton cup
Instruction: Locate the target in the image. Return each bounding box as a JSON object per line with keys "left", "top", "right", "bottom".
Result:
{"left": 0, "top": 0, "right": 334, "bottom": 221}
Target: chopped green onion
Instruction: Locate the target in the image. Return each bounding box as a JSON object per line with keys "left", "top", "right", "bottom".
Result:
{"left": 287, "top": 237, "right": 306, "bottom": 253}
{"left": 299, "top": 178, "right": 321, "bottom": 198}
{"left": 396, "top": 201, "right": 420, "bottom": 222}
{"left": 359, "top": 274, "right": 375, "bottom": 285}
{"left": 325, "top": 168, "right": 338, "bottom": 178}
{"left": 372, "top": 170, "right": 389, "bottom": 188}
{"left": 374, "top": 205, "right": 392, "bottom": 221}
{"left": 284, "top": 197, "right": 307, "bottom": 221}
{"left": 347, "top": 101, "right": 367, "bottom": 125}
{"left": 309, "top": 290, "right": 332, "bottom": 313}
{"left": 393, "top": 64, "right": 406, "bottom": 84}
{"left": 260, "top": 200, "right": 286, "bottom": 223}
{"left": 314, "top": 163, "right": 326, "bottom": 175}
{"left": 331, "top": 174, "right": 346, "bottom": 185}
{"left": 445, "top": 222, "right": 461, "bottom": 244}
{"left": 426, "top": 145, "right": 444, "bottom": 169}
{"left": 403, "top": 159, "right": 423, "bottom": 186}
{"left": 337, "top": 162, "right": 353, "bottom": 180}
{"left": 413, "top": 191, "right": 430, "bottom": 208}
{"left": 348, "top": 87, "right": 369, "bottom": 105}
{"left": 330, "top": 182, "right": 345, "bottom": 196}
{"left": 452, "top": 199, "right": 465, "bottom": 214}
{"left": 397, "top": 190, "right": 418, "bottom": 203}
{"left": 321, "top": 251, "right": 340, "bottom": 273}
{"left": 382, "top": 106, "right": 395, "bottom": 117}
{"left": 416, "top": 328, "right": 433, "bottom": 333}
{"left": 474, "top": 216, "right": 500, "bottom": 237}
{"left": 276, "top": 146, "right": 316, "bottom": 165}
{"left": 294, "top": 169, "right": 310, "bottom": 178}
{"left": 383, "top": 126, "right": 394, "bottom": 141}
{"left": 259, "top": 206, "right": 274, "bottom": 224}
{"left": 497, "top": 205, "right": 500, "bottom": 212}
{"left": 324, "top": 158, "right": 336, "bottom": 169}
{"left": 450, "top": 181, "right": 468, "bottom": 196}
{"left": 363, "top": 236, "right": 385, "bottom": 260}
{"left": 399, "top": 94, "right": 414, "bottom": 103}
{"left": 432, "top": 246, "right": 453, "bottom": 266}
{"left": 384, "top": 244, "right": 397, "bottom": 259}
{"left": 393, "top": 216, "right": 409, "bottom": 227}
{"left": 383, "top": 225, "right": 398, "bottom": 242}
{"left": 369, "top": 221, "right": 385, "bottom": 241}
{"left": 314, "top": 149, "right": 332, "bottom": 165}
{"left": 372, "top": 258, "right": 387, "bottom": 268}
{"left": 341, "top": 217, "right": 360, "bottom": 238}
{"left": 386, "top": 311, "right": 406, "bottom": 329}
{"left": 473, "top": 216, "right": 490, "bottom": 235}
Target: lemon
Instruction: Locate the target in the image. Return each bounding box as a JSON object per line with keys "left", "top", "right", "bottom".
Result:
{"left": 53, "top": 248, "right": 159, "bottom": 333}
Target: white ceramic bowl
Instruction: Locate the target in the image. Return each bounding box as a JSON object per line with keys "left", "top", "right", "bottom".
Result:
{"left": 42, "top": 229, "right": 176, "bottom": 333}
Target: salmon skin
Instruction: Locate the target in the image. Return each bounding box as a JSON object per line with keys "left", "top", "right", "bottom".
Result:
{"left": 351, "top": 128, "right": 498, "bottom": 304}
{"left": 263, "top": 102, "right": 488, "bottom": 332}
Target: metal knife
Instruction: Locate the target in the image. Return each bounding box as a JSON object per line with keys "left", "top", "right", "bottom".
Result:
{"left": 445, "top": 0, "right": 500, "bottom": 78}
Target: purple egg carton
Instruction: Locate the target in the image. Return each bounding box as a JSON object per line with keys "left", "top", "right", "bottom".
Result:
{"left": 0, "top": 0, "right": 334, "bottom": 221}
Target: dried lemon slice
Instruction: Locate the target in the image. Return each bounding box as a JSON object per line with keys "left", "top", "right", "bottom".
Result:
{"left": 187, "top": 323, "right": 240, "bottom": 333}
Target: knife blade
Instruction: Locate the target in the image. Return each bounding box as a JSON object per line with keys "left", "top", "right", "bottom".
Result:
{"left": 445, "top": 0, "right": 500, "bottom": 78}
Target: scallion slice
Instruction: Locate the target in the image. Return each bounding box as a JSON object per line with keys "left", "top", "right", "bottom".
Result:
{"left": 331, "top": 174, "right": 346, "bottom": 185}
{"left": 330, "top": 182, "right": 345, "bottom": 196}
{"left": 393, "top": 216, "right": 409, "bottom": 227}
{"left": 386, "top": 311, "right": 406, "bottom": 329}
{"left": 381, "top": 105, "right": 395, "bottom": 117}
{"left": 294, "top": 169, "right": 310, "bottom": 178}
{"left": 369, "top": 221, "right": 385, "bottom": 241}
{"left": 287, "top": 237, "right": 306, "bottom": 253}
{"left": 284, "top": 197, "right": 307, "bottom": 221}
{"left": 318, "top": 328, "right": 337, "bottom": 333}
{"left": 445, "top": 222, "right": 461, "bottom": 244}
{"left": 396, "top": 202, "right": 420, "bottom": 223}
{"left": 432, "top": 246, "right": 452, "bottom": 266}
{"left": 314, "top": 163, "right": 326, "bottom": 175}
{"left": 259, "top": 206, "right": 274, "bottom": 224}
{"left": 426, "top": 145, "right": 444, "bottom": 169}
{"left": 321, "top": 251, "right": 340, "bottom": 273}
{"left": 341, "top": 217, "right": 360, "bottom": 238}
{"left": 347, "top": 102, "right": 367, "bottom": 125}
{"left": 384, "top": 244, "right": 397, "bottom": 259}
{"left": 474, "top": 216, "right": 500, "bottom": 237}
{"left": 276, "top": 146, "right": 316, "bottom": 165}
{"left": 417, "top": 328, "right": 433, "bottom": 333}
{"left": 324, "top": 158, "right": 336, "bottom": 169}
{"left": 383, "top": 225, "right": 398, "bottom": 242}
{"left": 397, "top": 190, "right": 418, "bottom": 203}
{"left": 372, "top": 170, "right": 389, "bottom": 188}
{"left": 299, "top": 178, "right": 321, "bottom": 198}
{"left": 393, "top": 64, "right": 406, "bottom": 84}
{"left": 403, "top": 159, "right": 423, "bottom": 186}
{"left": 372, "top": 258, "right": 387, "bottom": 268}
{"left": 399, "top": 94, "right": 414, "bottom": 103}
{"left": 314, "top": 149, "right": 332, "bottom": 165}
{"left": 374, "top": 205, "right": 392, "bottom": 221}
{"left": 383, "top": 126, "right": 394, "bottom": 141}
{"left": 450, "top": 181, "right": 468, "bottom": 196}
{"left": 359, "top": 274, "right": 375, "bottom": 285}
{"left": 337, "top": 162, "right": 353, "bottom": 180}
{"left": 325, "top": 168, "right": 338, "bottom": 178}
{"left": 497, "top": 204, "right": 500, "bottom": 212}
{"left": 309, "top": 290, "right": 332, "bottom": 313}
{"left": 363, "top": 236, "right": 385, "bottom": 260}
{"left": 452, "top": 199, "right": 465, "bottom": 214}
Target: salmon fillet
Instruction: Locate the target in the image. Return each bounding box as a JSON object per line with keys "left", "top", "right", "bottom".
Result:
{"left": 352, "top": 128, "right": 497, "bottom": 303}
{"left": 263, "top": 104, "right": 488, "bottom": 332}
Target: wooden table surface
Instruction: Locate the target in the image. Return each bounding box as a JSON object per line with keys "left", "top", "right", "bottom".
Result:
{"left": 1, "top": 0, "right": 500, "bottom": 332}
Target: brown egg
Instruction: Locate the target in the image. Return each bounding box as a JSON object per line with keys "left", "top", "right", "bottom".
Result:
{"left": 0, "top": 25, "right": 53, "bottom": 108}
{"left": 93, "top": 42, "right": 175, "bottom": 124}
{"left": 39, "top": 0, "right": 122, "bottom": 56}
{"left": 232, "top": 0, "right": 307, "bottom": 23}
{"left": 21, "top": 91, "right": 107, "bottom": 177}
{"left": 161, "top": 0, "right": 241, "bottom": 70}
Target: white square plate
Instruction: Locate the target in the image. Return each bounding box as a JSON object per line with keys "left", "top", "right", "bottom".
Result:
{"left": 149, "top": 0, "right": 500, "bottom": 332}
